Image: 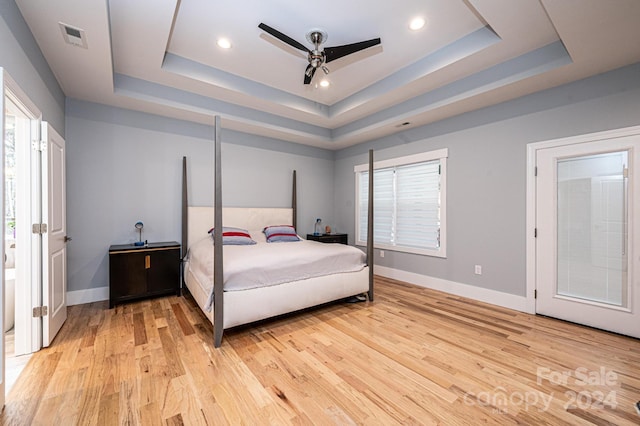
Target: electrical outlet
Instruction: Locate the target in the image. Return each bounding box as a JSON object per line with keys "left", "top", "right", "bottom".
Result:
{"left": 380, "top": 250, "right": 385, "bottom": 258}
{"left": 474, "top": 265, "right": 482, "bottom": 275}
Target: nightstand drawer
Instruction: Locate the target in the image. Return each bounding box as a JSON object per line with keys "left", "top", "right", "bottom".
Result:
{"left": 306, "top": 233, "right": 348, "bottom": 245}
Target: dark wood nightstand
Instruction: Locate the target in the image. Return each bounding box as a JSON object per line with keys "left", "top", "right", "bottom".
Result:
{"left": 306, "top": 233, "right": 348, "bottom": 245}
{"left": 109, "top": 241, "right": 181, "bottom": 308}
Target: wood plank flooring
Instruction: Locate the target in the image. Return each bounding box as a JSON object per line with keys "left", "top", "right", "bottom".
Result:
{"left": 2, "top": 276, "right": 639, "bottom": 425}
{"left": 4, "top": 329, "right": 33, "bottom": 396}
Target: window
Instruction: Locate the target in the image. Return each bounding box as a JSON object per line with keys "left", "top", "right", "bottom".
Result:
{"left": 355, "top": 148, "right": 447, "bottom": 257}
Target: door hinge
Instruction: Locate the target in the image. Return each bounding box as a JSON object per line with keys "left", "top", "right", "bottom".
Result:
{"left": 623, "top": 167, "right": 628, "bottom": 178}
{"left": 32, "top": 140, "right": 46, "bottom": 152}
{"left": 534, "top": 290, "right": 537, "bottom": 299}
{"left": 33, "top": 306, "right": 48, "bottom": 317}
{"left": 32, "top": 223, "right": 48, "bottom": 234}
{"left": 534, "top": 166, "right": 538, "bottom": 177}
{"left": 534, "top": 228, "right": 537, "bottom": 238}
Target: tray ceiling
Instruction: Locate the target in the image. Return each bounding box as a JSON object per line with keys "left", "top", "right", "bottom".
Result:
{"left": 15, "top": 0, "right": 640, "bottom": 149}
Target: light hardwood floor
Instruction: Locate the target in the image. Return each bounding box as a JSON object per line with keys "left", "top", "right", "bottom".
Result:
{"left": 2, "top": 276, "right": 639, "bottom": 425}
{"left": 4, "top": 329, "right": 32, "bottom": 397}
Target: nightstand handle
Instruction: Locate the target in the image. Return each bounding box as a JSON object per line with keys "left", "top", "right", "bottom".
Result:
{"left": 145, "top": 255, "right": 150, "bottom": 269}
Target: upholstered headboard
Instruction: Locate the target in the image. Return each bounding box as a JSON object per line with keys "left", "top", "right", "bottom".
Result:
{"left": 187, "top": 206, "right": 293, "bottom": 250}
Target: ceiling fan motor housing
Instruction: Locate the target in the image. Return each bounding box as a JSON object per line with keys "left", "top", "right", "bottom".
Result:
{"left": 307, "top": 30, "right": 327, "bottom": 69}
{"left": 309, "top": 50, "right": 325, "bottom": 68}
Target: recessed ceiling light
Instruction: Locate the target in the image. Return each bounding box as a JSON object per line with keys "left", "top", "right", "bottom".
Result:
{"left": 319, "top": 79, "right": 330, "bottom": 88}
{"left": 217, "top": 38, "right": 232, "bottom": 49}
{"left": 409, "top": 17, "right": 425, "bottom": 31}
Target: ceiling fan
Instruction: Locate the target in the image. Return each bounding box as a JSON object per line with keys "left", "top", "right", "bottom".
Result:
{"left": 258, "top": 23, "right": 381, "bottom": 85}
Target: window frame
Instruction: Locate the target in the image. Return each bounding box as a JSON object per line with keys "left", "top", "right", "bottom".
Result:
{"left": 354, "top": 148, "right": 447, "bottom": 258}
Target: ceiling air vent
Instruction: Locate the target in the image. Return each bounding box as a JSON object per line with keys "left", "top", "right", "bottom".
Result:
{"left": 59, "top": 22, "right": 87, "bottom": 49}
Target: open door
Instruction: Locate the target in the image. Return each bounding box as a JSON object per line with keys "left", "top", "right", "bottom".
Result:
{"left": 41, "top": 123, "right": 67, "bottom": 346}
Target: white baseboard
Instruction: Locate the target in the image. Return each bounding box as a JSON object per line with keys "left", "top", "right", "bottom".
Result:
{"left": 67, "top": 286, "right": 109, "bottom": 306}
{"left": 375, "top": 265, "right": 530, "bottom": 313}
{"left": 65, "top": 269, "right": 530, "bottom": 313}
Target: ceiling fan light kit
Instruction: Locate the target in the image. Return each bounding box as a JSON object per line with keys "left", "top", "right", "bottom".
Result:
{"left": 258, "top": 23, "right": 381, "bottom": 85}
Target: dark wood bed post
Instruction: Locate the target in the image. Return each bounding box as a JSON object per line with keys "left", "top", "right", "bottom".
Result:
{"left": 292, "top": 170, "right": 297, "bottom": 231}
{"left": 181, "top": 156, "right": 188, "bottom": 288}
{"left": 213, "top": 116, "right": 224, "bottom": 348}
{"left": 367, "top": 149, "right": 374, "bottom": 301}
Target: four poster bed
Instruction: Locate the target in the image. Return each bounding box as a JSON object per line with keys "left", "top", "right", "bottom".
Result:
{"left": 181, "top": 116, "right": 374, "bottom": 347}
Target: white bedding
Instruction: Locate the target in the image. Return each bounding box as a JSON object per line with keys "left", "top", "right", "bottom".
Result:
{"left": 186, "top": 237, "right": 367, "bottom": 311}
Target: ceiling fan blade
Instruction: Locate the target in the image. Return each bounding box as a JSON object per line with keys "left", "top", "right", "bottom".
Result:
{"left": 259, "top": 23, "right": 310, "bottom": 53}
{"left": 324, "top": 38, "right": 381, "bottom": 63}
{"left": 304, "top": 65, "right": 317, "bottom": 85}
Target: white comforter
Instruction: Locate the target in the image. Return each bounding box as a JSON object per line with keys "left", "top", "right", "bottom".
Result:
{"left": 187, "top": 237, "right": 367, "bottom": 311}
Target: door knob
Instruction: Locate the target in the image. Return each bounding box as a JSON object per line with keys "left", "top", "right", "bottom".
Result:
{"left": 64, "top": 236, "right": 72, "bottom": 242}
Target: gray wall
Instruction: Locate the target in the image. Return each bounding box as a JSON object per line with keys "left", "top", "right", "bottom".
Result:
{"left": 334, "top": 62, "right": 640, "bottom": 298}
{"left": 0, "top": 0, "right": 65, "bottom": 135}
{"left": 66, "top": 100, "right": 335, "bottom": 292}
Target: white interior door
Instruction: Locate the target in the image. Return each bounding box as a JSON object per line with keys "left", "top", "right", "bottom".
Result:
{"left": 536, "top": 135, "right": 639, "bottom": 338}
{"left": 41, "top": 123, "right": 67, "bottom": 347}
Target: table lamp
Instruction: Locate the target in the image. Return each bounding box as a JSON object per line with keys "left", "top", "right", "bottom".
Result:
{"left": 134, "top": 221, "right": 144, "bottom": 246}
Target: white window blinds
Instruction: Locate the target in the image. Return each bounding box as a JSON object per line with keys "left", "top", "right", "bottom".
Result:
{"left": 356, "top": 149, "right": 447, "bottom": 257}
{"left": 396, "top": 162, "right": 441, "bottom": 249}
